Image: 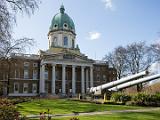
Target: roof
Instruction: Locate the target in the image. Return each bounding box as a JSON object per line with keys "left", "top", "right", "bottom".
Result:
{"left": 49, "top": 5, "right": 75, "bottom": 34}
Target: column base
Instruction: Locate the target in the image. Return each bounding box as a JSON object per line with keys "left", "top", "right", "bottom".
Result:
{"left": 61, "top": 93, "right": 66, "bottom": 96}
{"left": 51, "top": 93, "right": 56, "bottom": 96}
{"left": 39, "top": 93, "right": 47, "bottom": 97}
{"left": 72, "top": 93, "right": 77, "bottom": 97}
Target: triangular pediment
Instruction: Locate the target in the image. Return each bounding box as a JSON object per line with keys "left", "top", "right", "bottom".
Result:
{"left": 39, "top": 49, "right": 94, "bottom": 63}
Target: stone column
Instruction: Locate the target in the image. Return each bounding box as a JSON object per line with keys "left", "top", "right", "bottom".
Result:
{"left": 72, "top": 65, "right": 76, "bottom": 96}
{"left": 40, "top": 64, "right": 45, "bottom": 94}
{"left": 81, "top": 66, "right": 85, "bottom": 94}
{"left": 90, "top": 66, "right": 93, "bottom": 87}
{"left": 51, "top": 64, "right": 56, "bottom": 95}
{"left": 86, "top": 69, "right": 89, "bottom": 91}
{"left": 62, "top": 65, "right": 66, "bottom": 95}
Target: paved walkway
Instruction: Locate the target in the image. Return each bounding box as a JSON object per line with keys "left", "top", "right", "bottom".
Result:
{"left": 26, "top": 107, "right": 160, "bottom": 119}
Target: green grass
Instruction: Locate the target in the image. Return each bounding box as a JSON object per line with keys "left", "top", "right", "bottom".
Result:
{"left": 30, "top": 110, "right": 160, "bottom": 120}
{"left": 17, "top": 99, "right": 143, "bottom": 115}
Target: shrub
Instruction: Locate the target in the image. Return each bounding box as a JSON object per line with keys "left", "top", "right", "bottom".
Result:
{"left": 10, "top": 97, "right": 32, "bottom": 104}
{"left": 111, "top": 92, "right": 131, "bottom": 104}
{"left": 132, "top": 93, "right": 160, "bottom": 106}
{"left": 133, "top": 93, "right": 148, "bottom": 106}
{"left": 0, "top": 98, "right": 29, "bottom": 120}
{"left": 111, "top": 92, "right": 122, "bottom": 102}
{"left": 120, "top": 94, "right": 131, "bottom": 103}
{"left": 0, "top": 99, "right": 17, "bottom": 120}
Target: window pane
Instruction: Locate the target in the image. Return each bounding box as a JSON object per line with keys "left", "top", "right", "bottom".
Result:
{"left": 63, "top": 37, "right": 68, "bottom": 46}
{"left": 23, "top": 83, "right": 28, "bottom": 93}
{"left": 32, "top": 84, "right": 37, "bottom": 93}
{"left": 51, "top": 37, "right": 57, "bottom": 47}
{"left": 33, "top": 69, "right": 38, "bottom": 79}
{"left": 14, "top": 83, "right": 19, "bottom": 93}
{"left": 24, "top": 69, "right": 29, "bottom": 79}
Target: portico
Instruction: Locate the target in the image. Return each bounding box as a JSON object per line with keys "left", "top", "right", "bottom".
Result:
{"left": 39, "top": 61, "right": 93, "bottom": 96}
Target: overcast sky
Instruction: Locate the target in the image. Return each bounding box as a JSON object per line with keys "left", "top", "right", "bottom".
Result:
{"left": 13, "top": 0, "right": 160, "bottom": 60}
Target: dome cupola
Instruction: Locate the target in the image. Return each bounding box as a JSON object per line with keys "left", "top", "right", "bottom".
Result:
{"left": 49, "top": 5, "right": 75, "bottom": 34}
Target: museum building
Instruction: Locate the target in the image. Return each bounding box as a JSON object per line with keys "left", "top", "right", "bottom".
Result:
{"left": 0, "top": 5, "right": 116, "bottom": 97}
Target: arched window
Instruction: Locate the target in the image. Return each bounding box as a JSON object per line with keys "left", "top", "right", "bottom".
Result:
{"left": 51, "top": 37, "right": 57, "bottom": 47}
{"left": 72, "top": 39, "right": 74, "bottom": 48}
{"left": 63, "top": 36, "right": 68, "bottom": 47}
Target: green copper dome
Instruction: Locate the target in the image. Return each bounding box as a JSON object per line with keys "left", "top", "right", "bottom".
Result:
{"left": 49, "top": 5, "right": 75, "bottom": 34}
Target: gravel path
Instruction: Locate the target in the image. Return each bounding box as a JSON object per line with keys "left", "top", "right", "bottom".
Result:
{"left": 26, "top": 107, "right": 160, "bottom": 119}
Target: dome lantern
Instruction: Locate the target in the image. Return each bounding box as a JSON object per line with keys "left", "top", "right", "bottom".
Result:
{"left": 60, "top": 4, "right": 65, "bottom": 14}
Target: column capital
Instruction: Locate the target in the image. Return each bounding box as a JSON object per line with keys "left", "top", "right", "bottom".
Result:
{"left": 81, "top": 66, "right": 85, "bottom": 69}
{"left": 51, "top": 63, "right": 56, "bottom": 67}
{"left": 72, "top": 65, "right": 76, "bottom": 68}
{"left": 41, "top": 64, "right": 45, "bottom": 67}
{"left": 90, "top": 66, "right": 93, "bottom": 69}
{"left": 62, "top": 64, "right": 66, "bottom": 67}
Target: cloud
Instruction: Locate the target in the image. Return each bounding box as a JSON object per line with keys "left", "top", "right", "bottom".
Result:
{"left": 102, "top": 0, "right": 113, "bottom": 10}
{"left": 88, "top": 31, "right": 101, "bottom": 40}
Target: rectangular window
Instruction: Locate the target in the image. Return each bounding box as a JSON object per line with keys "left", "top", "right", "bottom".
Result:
{"left": 33, "top": 69, "right": 38, "bottom": 79}
{"left": 14, "top": 82, "right": 19, "bottom": 93}
{"left": 24, "top": 69, "right": 29, "bottom": 79}
{"left": 15, "top": 70, "right": 17, "bottom": 78}
{"left": 97, "top": 74, "right": 100, "bottom": 81}
{"left": 103, "top": 75, "right": 106, "bottom": 81}
{"left": 32, "top": 84, "right": 37, "bottom": 93}
{"left": 15, "top": 70, "right": 19, "bottom": 78}
{"left": 23, "top": 83, "right": 28, "bottom": 93}
{"left": 97, "top": 67, "right": 100, "bottom": 71}
{"left": 3, "top": 73, "right": 5, "bottom": 80}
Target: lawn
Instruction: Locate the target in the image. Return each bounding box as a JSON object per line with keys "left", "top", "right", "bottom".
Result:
{"left": 51, "top": 110, "right": 160, "bottom": 120}
{"left": 17, "top": 99, "right": 143, "bottom": 115}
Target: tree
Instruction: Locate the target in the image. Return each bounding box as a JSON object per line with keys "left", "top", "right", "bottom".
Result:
{"left": 0, "top": 38, "right": 35, "bottom": 59}
{"left": 103, "top": 46, "right": 127, "bottom": 79}
{"left": 0, "top": 0, "right": 40, "bottom": 43}
{"left": 149, "top": 43, "right": 160, "bottom": 62}
{"left": 0, "top": 0, "right": 40, "bottom": 95}
{"left": 126, "top": 42, "right": 146, "bottom": 74}
{"left": 103, "top": 41, "right": 155, "bottom": 92}
{"left": 0, "top": 0, "right": 40, "bottom": 57}
{"left": 125, "top": 41, "right": 152, "bottom": 91}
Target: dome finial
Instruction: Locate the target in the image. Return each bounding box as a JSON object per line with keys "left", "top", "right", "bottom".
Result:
{"left": 60, "top": 4, "right": 65, "bottom": 14}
